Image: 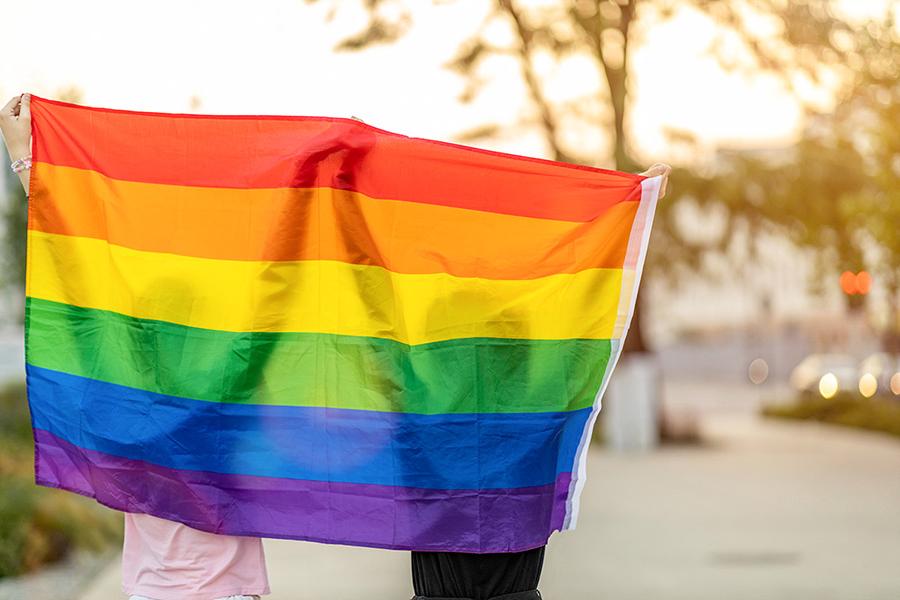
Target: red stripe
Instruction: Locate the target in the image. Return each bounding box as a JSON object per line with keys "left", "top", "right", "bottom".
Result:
{"left": 30, "top": 95, "right": 644, "bottom": 222}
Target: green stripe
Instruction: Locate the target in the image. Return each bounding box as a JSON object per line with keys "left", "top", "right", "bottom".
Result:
{"left": 25, "top": 298, "right": 612, "bottom": 414}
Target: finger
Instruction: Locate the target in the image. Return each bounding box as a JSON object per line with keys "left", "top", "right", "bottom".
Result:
{"left": 654, "top": 165, "right": 670, "bottom": 198}
{"left": 638, "top": 164, "right": 658, "bottom": 177}
{"left": 1, "top": 95, "right": 21, "bottom": 118}
{"left": 639, "top": 163, "right": 670, "bottom": 198}
{"left": 646, "top": 163, "right": 668, "bottom": 177}
{"left": 19, "top": 93, "right": 31, "bottom": 120}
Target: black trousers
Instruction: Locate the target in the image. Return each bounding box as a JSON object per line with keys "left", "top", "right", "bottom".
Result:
{"left": 411, "top": 545, "right": 545, "bottom": 600}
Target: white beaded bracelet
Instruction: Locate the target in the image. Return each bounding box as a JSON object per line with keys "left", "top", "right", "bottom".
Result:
{"left": 11, "top": 155, "right": 32, "bottom": 174}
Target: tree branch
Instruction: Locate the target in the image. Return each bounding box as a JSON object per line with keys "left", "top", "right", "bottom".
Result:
{"left": 497, "top": 0, "right": 575, "bottom": 162}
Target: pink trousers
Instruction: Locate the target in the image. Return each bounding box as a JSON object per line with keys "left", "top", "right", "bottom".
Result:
{"left": 122, "top": 513, "right": 270, "bottom": 600}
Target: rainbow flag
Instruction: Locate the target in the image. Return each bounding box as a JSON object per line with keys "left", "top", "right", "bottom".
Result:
{"left": 24, "top": 95, "right": 660, "bottom": 552}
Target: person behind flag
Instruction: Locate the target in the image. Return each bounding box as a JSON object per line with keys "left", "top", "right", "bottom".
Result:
{"left": 408, "top": 160, "right": 669, "bottom": 600}
{"left": 2, "top": 93, "right": 268, "bottom": 600}
{"left": 2, "top": 92, "right": 669, "bottom": 600}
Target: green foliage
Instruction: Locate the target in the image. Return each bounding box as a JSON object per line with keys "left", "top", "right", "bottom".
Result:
{"left": 1, "top": 152, "right": 27, "bottom": 296}
{"left": 763, "top": 392, "right": 900, "bottom": 439}
{"left": 0, "top": 381, "right": 32, "bottom": 446}
{"left": 0, "top": 382, "right": 122, "bottom": 579}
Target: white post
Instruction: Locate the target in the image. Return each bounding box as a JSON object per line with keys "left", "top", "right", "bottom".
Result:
{"left": 603, "top": 353, "right": 660, "bottom": 452}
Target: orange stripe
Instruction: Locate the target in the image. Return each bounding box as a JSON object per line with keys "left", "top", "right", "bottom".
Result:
{"left": 29, "top": 163, "right": 638, "bottom": 279}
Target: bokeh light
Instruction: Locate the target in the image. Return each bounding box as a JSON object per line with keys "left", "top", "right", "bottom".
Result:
{"left": 839, "top": 271, "right": 872, "bottom": 295}
{"left": 748, "top": 358, "right": 769, "bottom": 385}
{"left": 858, "top": 373, "right": 877, "bottom": 398}
{"left": 856, "top": 271, "right": 872, "bottom": 294}
{"left": 891, "top": 373, "right": 900, "bottom": 396}
{"left": 839, "top": 271, "right": 858, "bottom": 295}
{"left": 819, "top": 373, "right": 839, "bottom": 399}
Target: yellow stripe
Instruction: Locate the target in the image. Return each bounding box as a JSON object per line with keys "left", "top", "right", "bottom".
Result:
{"left": 27, "top": 231, "right": 624, "bottom": 343}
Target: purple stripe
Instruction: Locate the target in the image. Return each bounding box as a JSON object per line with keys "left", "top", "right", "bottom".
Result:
{"left": 34, "top": 428, "right": 570, "bottom": 553}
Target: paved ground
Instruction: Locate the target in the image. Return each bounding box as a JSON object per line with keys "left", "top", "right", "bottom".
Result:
{"left": 79, "top": 381, "right": 900, "bottom": 599}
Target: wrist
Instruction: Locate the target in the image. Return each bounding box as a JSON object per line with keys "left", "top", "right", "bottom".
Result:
{"left": 8, "top": 146, "right": 30, "bottom": 161}
{"left": 11, "top": 155, "right": 31, "bottom": 172}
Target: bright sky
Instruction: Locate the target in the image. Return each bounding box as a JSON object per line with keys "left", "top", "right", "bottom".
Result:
{"left": 4, "top": 0, "right": 889, "bottom": 168}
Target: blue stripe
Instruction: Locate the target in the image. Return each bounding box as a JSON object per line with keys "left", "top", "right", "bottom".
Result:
{"left": 26, "top": 365, "right": 589, "bottom": 490}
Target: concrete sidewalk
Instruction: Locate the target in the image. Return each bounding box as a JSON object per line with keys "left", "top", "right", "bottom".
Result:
{"left": 79, "top": 384, "right": 900, "bottom": 599}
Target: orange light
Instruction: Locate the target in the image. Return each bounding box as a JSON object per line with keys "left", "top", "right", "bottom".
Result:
{"left": 840, "top": 271, "right": 858, "bottom": 295}
{"left": 839, "top": 271, "right": 872, "bottom": 295}
{"left": 856, "top": 271, "right": 872, "bottom": 294}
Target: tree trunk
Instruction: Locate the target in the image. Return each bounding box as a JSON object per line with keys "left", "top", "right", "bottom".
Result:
{"left": 622, "top": 292, "right": 648, "bottom": 353}
{"left": 601, "top": 0, "right": 648, "bottom": 353}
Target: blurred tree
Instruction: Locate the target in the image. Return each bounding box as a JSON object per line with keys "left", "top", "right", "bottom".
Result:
{"left": 306, "top": 0, "right": 861, "bottom": 351}
{"left": 676, "top": 17, "right": 900, "bottom": 349}
{"left": 1, "top": 168, "right": 27, "bottom": 313}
